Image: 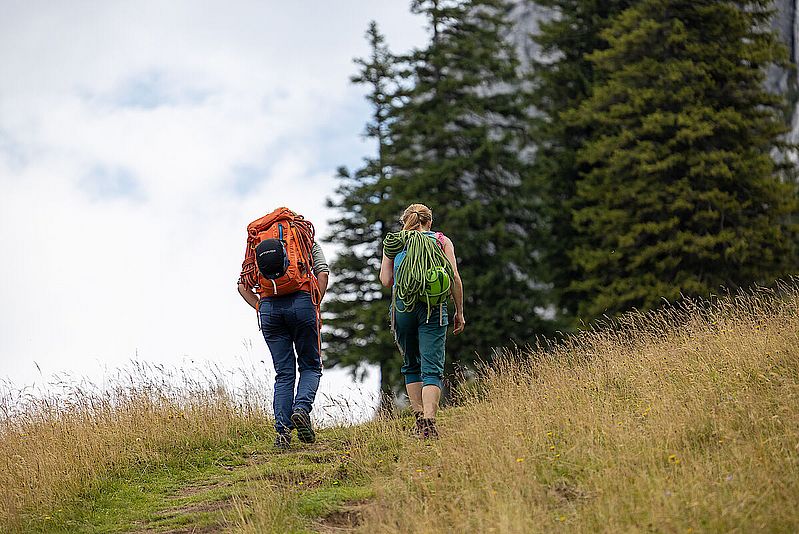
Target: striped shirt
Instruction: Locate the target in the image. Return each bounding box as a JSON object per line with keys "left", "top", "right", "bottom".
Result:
{"left": 311, "top": 242, "right": 329, "bottom": 275}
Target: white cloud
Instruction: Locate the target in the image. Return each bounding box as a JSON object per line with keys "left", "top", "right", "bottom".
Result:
{"left": 0, "top": 0, "right": 425, "bottom": 421}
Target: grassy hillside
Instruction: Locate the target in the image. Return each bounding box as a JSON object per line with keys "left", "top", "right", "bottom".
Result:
{"left": 2, "top": 284, "right": 797, "bottom": 533}
{"left": 361, "top": 285, "right": 799, "bottom": 533}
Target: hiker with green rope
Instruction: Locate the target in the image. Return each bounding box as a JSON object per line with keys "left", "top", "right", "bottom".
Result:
{"left": 380, "top": 203, "right": 465, "bottom": 439}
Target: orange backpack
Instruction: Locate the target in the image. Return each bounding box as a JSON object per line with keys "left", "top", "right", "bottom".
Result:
{"left": 238, "top": 207, "right": 321, "bottom": 305}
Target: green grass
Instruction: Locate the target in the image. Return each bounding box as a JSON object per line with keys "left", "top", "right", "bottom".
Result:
{"left": 17, "top": 425, "right": 374, "bottom": 533}
{"left": 7, "top": 288, "right": 798, "bottom": 533}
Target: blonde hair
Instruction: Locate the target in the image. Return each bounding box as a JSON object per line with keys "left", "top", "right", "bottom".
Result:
{"left": 401, "top": 203, "right": 433, "bottom": 231}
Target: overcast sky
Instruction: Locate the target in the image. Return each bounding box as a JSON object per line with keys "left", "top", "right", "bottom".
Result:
{"left": 0, "top": 1, "right": 426, "bottom": 419}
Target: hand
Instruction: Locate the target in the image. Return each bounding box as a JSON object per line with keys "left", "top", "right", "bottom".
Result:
{"left": 453, "top": 312, "right": 465, "bottom": 335}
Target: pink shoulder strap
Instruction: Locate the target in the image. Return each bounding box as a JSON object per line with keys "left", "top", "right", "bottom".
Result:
{"left": 434, "top": 231, "right": 447, "bottom": 251}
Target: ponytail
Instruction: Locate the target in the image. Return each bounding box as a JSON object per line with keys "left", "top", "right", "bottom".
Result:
{"left": 401, "top": 203, "right": 433, "bottom": 231}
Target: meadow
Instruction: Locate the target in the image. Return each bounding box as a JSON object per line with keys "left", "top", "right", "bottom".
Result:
{"left": 1, "top": 283, "right": 797, "bottom": 533}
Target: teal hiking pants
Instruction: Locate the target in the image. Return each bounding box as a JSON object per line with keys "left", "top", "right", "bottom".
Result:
{"left": 394, "top": 300, "right": 448, "bottom": 388}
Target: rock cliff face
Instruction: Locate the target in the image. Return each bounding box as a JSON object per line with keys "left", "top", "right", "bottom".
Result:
{"left": 767, "top": 0, "right": 797, "bottom": 94}
{"left": 508, "top": 0, "right": 799, "bottom": 146}
{"left": 768, "top": 0, "right": 799, "bottom": 147}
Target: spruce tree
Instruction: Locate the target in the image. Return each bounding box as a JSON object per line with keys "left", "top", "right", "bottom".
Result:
{"left": 567, "top": 0, "right": 798, "bottom": 320}
{"left": 387, "top": 0, "right": 553, "bottom": 372}
{"left": 527, "top": 0, "right": 632, "bottom": 323}
{"left": 324, "top": 22, "right": 405, "bottom": 397}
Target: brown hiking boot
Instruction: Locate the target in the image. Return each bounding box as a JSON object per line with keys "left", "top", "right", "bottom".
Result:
{"left": 420, "top": 418, "right": 439, "bottom": 440}
{"left": 414, "top": 411, "right": 424, "bottom": 437}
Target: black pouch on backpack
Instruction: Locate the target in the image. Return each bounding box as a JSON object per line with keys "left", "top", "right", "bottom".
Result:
{"left": 255, "top": 238, "right": 289, "bottom": 280}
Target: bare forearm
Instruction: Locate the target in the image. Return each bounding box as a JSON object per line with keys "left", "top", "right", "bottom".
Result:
{"left": 379, "top": 254, "right": 394, "bottom": 288}
{"left": 452, "top": 276, "right": 464, "bottom": 315}
{"left": 237, "top": 283, "right": 260, "bottom": 310}
{"left": 317, "top": 272, "right": 329, "bottom": 301}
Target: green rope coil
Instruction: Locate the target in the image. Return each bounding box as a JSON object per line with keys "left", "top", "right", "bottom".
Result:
{"left": 383, "top": 230, "right": 454, "bottom": 313}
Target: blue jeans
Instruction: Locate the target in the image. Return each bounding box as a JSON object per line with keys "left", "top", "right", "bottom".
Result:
{"left": 259, "top": 291, "right": 322, "bottom": 435}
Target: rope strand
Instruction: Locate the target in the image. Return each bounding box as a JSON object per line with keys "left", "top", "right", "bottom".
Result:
{"left": 383, "top": 230, "right": 454, "bottom": 314}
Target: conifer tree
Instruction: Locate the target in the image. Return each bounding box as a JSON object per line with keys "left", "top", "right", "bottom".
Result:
{"left": 567, "top": 0, "right": 798, "bottom": 320}
{"left": 528, "top": 0, "right": 632, "bottom": 322}
{"left": 324, "top": 22, "right": 405, "bottom": 397}
{"left": 387, "top": 0, "right": 553, "bottom": 371}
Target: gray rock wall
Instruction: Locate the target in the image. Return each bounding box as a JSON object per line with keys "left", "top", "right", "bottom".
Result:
{"left": 771, "top": 0, "right": 799, "bottom": 147}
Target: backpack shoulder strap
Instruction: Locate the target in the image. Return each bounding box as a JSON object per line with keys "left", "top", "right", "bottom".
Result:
{"left": 434, "top": 231, "right": 447, "bottom": 251}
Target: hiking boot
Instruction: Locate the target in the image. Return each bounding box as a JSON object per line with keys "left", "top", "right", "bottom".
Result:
{"left": 420, "top": 418, "right": 439, "bottom": 440}
{"left": 413, "top": 412, "right": 424, "bottom": 438}
{"left": 414, "top": 411, "right": 424, "bottom": 437}
{"left": 291, "top": 409, "right": 316, "bottom": 444}
{"left": 274, "top": 432, "right": 291, "bottom": 451}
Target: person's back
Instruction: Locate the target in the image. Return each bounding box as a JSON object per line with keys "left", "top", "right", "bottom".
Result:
{"left": 237, "top": 207, "right": 330, "bottom": 449}
{"left": 379, "top": 203, "right": 465, "bottom": 439}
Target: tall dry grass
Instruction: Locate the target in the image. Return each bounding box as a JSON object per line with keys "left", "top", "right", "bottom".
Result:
{"left": 361, "top": 283, "right": 799, "bottom": 533}
{"left": 0, "top": 361, "right": 273, "bottom": 530}
{"left": 3, "top": 283, "right": 797, "bottom": 533}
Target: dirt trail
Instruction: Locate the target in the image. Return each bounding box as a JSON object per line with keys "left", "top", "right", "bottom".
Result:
{"left": 125, "top": 436, "right": 365, "bottom": 534}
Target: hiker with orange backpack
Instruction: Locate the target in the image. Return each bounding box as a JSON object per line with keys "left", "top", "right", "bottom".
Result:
{"left": 237, "top": 207, "right": 329, "bottom": 450}
{"left": 380, "top": 204, "right": 465, "bottom": 439}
